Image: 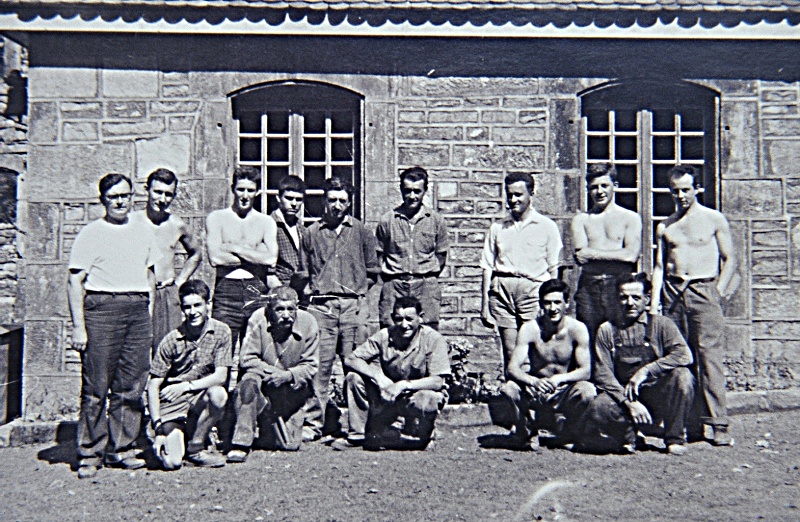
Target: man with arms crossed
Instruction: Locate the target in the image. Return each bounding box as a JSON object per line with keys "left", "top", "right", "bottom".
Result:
{"left": 376, "top": 166, "right": 449, "bottom": 330}
{"left": 270, "top": 175, "right": 307, "bottom": 301}
{"left": 651, "top": 165, "right": 738, "bottom": 446}
{"left": 297, "top": 176, "right": 380, "bottom": 439}
{"left": 481, "top": 172, "right": 562, "bottom": 375}
{"left": 227, "top": 286, "right": 318, "bottom": 462}
{"left": 571, "top": 163, "right": 641, "bottom": 344}
{"left": 500, "top": 279, "right": 595, "bottom": 450}
{"left": 338, "top": 296, "right": 450, "bottom": 451}
{"left": 586, "top": 273, "right": 694, "bottom": 456}
{"left": 68, "top": 173, "right": 156, "bottom": 479}
{"left": 206, "top": 166, "right": 278, "bottom": 366}
{"left": 131, "top": 168, "right": 202, "bottom": 348}
{"left": 147, "top": 280, "right": 231, "bottom": 469}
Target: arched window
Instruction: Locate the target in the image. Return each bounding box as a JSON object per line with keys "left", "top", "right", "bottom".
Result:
{"left": 231, "top": 81, "right": 363, "bottom": 221}
{"left": 580, "top": 80, "right": 719, "bottom": 268}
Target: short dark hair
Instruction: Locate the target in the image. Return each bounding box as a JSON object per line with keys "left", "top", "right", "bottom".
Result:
{"left": 399, "top": 167, "right": 428, "bottom": 191}
{"left": 586, "top": 163, "right": 617, "bottom": 184}
{"left": 232, "top": 166, "right": 261, "bottom": 189}
{"left": 617, "top": 272, "right": 652, "bottom": 295}
{"left": 98, "top": 173, "right": 132, "bottom": 200}
{"left": 668, "top": 165, "right": 701, "bottom": 188}
{"left": 323, "top": 176, "right": 354, "bottom": 200}
{"left": 393, "top": 296, "right": 423, "bottom": 316}
{"left": 539, "top": 279, "right": 570, "bottom": 302}
{"left": 504, "top": 172, "right": 534, "bottom": 194}
{"left": 179, "top": 279, "right": 211, "bottom": 303}
{"left": 278, "top": 175, "right": 306, "bottom": 196}
{"left": 146, "top": 168, "right": 178, "bottom": 189}
{"left": 267, "top": 285, "right": 299, "bottom": 307}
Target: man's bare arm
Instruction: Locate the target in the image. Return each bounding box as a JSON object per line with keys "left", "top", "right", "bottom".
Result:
{"left": 507, "top": 322, "right": 539, "bottom": 388}
{"left": 345, "top": 350, "right": 393, "bottom": 390}
{"left": 573, "top": 212, "right": 642, "bottom": 264}
{"left": 715, "top": 213, "right": 738, "bottom": 298}
{"left": 650, "top": 223, "right": 667, "bottom": 314}
{"left": 146, "top": 376, "right": 165, "bottom": 425}
{"left": 206, "top": 214, "right": 240, "bottom": 267}
{"left": 174, "top": 220, "right": 202, "bottom": 287}
{"left": 480, "top": 269, "right": 495, "bottom": 328}
{"left": 68, "top": 269, "right": 88, "bottom": 351}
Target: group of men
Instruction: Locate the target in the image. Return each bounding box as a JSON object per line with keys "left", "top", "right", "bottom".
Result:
{"left": 489, "top": 164, "right": 737, "bottom": 455}
{"left": 67, "top": 156, "right": 736, "bottom": 479}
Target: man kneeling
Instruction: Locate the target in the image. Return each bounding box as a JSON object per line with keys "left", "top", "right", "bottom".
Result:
{"left": 500, "top": 279, "right": 595, "bottom": 450}
{"left": 147, "top": 280, "right": 231, "bottom": 469}
{"left": 227, "top": 286, "right": 319, "bottom": 462}
{"left": 337, "top": 296, "right": 451, "bottom": 451}
{"left": 585, "top": 273, "right": 695, "bottom": 455}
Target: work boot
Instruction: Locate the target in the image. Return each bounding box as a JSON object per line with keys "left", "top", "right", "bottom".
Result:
{"left": 104, "top": 449, "right": 146, "bottom": 470}
{"left": 186, "top": 449, "right": 226, "bottom": 468}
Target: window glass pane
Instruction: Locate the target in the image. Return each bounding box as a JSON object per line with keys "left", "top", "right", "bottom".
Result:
{"left": 615, "top": 137, "right": 637, "bottom": 161}
{"left": 266, "top": 167, "right": 288, "bottom": 191}
{"left": 653, "top": 136, "right": 675, "bottom": 160}
{"left": 652, "top": 110, "right": 676, "bottom": 132}
{"left": 587, "top": 136, "right": 609, "bottom": 160}
{"left": 239, "top": 113, "right": 261, "bottom": 133}
{"left": 681, "top": 137, "right": 704, "bottom": 160}
{"left": 653, "top": 164, "right": 673, "bottom": 189}
{"left": 305, "top": 166, "right": 326, "bottom": 189}
{"left": 616, "top": 165, "right": 638, "bottom": 189}
{"left": 267, "top": 138, "right": 289, "bottom": 162}
{"left": 304, "top": 194, "right": 325, "bottom": 219}
{"left": 266, "top": 111, "right": 289, "bottom": 134}
{"left": 331, "top": 111, "right": 354, "bottom": 133}
{"left": 332, "top": 166, "right": 352, "bottom": 180}
{"left": 332, "top": 139, "right": 353, "bottom": 162}
{"left": 585, "top": 110, "right": 609, "bottom": 132}
{"left": 304, "top": 111, "right": 326, "bottom": 134}
{"left": 681, "top": 111, "right": 704, "bottom": 132}
{"left": 653, "top": 193, "right": 674, "bottom": 217}
{"left": 615, "top": 110, "right": 637, "bottom": 132}
{"left": 304, "top": 138, "right": 327, "bottom": 162}
{"left": 240, "top": 138, "right": 261, "bottom": 162}
{"left": 616, "top": 192, "right": 637, "bottom": 213}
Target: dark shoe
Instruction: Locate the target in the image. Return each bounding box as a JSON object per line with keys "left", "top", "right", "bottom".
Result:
{"left": 186, "top": 449, "right": 226, "bottom": 468}
{"left": 331, "top": 437, "right": 364, "bottom": 451}
{"left": 226, "top": 448, "right": 249, "bottom": 463}
{"left": 104, "top": 450, "right": 145, "bottom": 470}
{"left": 77, "top": 464, "right": 100, "bottom": 479}
{"left": 712, "top": 426, "right": 734, "bottom": 446}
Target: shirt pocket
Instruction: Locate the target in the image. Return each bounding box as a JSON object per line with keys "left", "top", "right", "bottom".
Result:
{"left": 415, "top": 229, "right": 436, "bottom": 255}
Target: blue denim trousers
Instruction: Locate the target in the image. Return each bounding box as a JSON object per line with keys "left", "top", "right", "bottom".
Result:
{"left": 77, "top": 292, "right": 152, "bottom": 464}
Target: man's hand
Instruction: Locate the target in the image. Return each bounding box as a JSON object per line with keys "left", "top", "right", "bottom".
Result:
{"left": 626, "top": 400, "right": 653, "bottom": 425}
{"left": 156, "top": 278, "right": 175, "bottom": 290}
{"left": 266, "top": 275, "right": 282, "bottom": 289}
{"left": 574, "top": 250, "right": 590, "bottom": 265}
{"left": 160, "top": 381, "right": 192, "bottom": 402}
{"left": 480, "top": 307, "right": 495, "bottom": 329}
{"left": 153, "top": 435, "right": 167, "bottom": 457}
{"left": 381, "top": 380, "right": 408, "bottom": 402}
{"left": 625, "top": 368, "right": 649, "bottom": 402}
{"left": 71, "top": 326, "right": 88, "bottom": 352}
{"left": 264, "top": 369, "right": 293, "bottom": 387}
{"left": 530, "top": 376, "right": 556, "bottom": 396}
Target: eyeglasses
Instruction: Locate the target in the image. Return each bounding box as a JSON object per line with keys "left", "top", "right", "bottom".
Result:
{"left": 105, "top": 193, "right": 132, "bottom": 201}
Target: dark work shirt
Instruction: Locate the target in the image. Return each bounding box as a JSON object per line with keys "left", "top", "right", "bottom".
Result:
{"left": 592, "top": 313, "right": 693, "bottom": 405}
{"left": 298, "top": 215, "right": 379, "bottom": 296}
{"left": 376, "top": 205, "right": 449, "bottom": 276}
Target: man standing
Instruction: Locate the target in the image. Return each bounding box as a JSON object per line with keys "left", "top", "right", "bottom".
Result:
{"left": 227, "top": 286, "right": 319, "bottom": 462}
{"left": 338, "top": 296, "right": 450, "bottom": 451}
{"left": 651, "top": 165, "right": 738, "bottom": 446}
{"left": 68, "top": 173, "right": 156, "bottom": 479}
{"left": 131, "top": 168, "right": 202, "bottom": 349}
{"left": 571, "top": 163, "right": 642, "bottom": 344}
{"left": 270, "top": 175, "right": 307, "bottom": 301}
{"left": 376, "top": 167, "right": 449, "bottom": 330}
{"left": 586, "top": 273, "right": 695, "bottom": 455}
{"left": 500, "top": 279, "right": 595, "bottom": 450}
{"left": 147, "top": 280, "right": 231, "bottom": 469}
{"left": 297, "top": 176, "right": 380, "bottom": 438}
{"left": 481, "top": 172, "right": 563, "bottom": 375}
{"left": 206, "top": 166, "right": 278, "bottom": 363}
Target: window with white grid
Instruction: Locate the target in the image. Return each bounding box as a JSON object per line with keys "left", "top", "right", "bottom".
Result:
{"left": 233, "top": 82, "right": 362, "bottom": 222}
{"left": 581, "top": 82, "right": 718, "bottom": 269}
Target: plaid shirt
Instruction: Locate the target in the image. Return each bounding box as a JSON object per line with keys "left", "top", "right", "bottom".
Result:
{"left": 270, "top": 209, "right": 306, "bottom": 286}
{"left": 151, "top": 318, "right": 233, "bottom": 382}
{"left": 376, "top": 205, "right": 449, "bottom": 276}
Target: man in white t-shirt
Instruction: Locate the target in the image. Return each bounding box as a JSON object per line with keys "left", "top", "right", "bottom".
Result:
{"left": 68, "top": 173, "right": 157, "bottom": 479}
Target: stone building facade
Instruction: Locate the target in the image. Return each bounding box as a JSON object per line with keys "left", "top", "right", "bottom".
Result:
{"left": 1, "top": 2, "right": 799, "bottom": 420}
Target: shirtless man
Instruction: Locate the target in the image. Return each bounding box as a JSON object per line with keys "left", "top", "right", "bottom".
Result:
{"left": 206, "top": 166, "right": 278, "bottom": 366}
{"left": 651, "top": 165, "right": 738, "bottom": 446}
{"left": 571, "top": 163, "right": 642, "bottom": 344}
{"left": 131, "top": 168, "right": 202, "bottom": 348}
{"left": 500, "top": 279, "right": 595, "bottom": 450}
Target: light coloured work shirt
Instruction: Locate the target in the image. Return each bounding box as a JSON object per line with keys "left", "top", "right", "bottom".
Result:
{"left": 376, "top": 205, "right": 449, "bottom": 276}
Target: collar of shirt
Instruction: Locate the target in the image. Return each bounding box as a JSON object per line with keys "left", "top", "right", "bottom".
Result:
{"left": 387, "top": 325, "right": 425, "bottom": 353}
{"left": 175, "top": 319, "right": 217, "bottom": 344}
{"left": 392, "top": 205, "right": 432, "bottom": 225}
{"left": 320, "top": 214, "right": 354, "bottom": 231}
{"left": 500, "top": 205, "right": 544, "bottom": 228}
{"left": 271, "top": 209, "right": 304, "bottom": 229}
{"left": 265, "top": 318, "right": 304, "bottom": 341}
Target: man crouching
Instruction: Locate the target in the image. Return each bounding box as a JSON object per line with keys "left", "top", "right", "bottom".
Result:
{"left": 147, "top": 280, "right": 231, "bottom": 469}
{"left": 500, "top": 279, "right": 596, "bottom": 450}
{"left": 336, "top": 296, "right": 450, "bottom": 451}
{"left": 227, "top": 286, "right": 318, "bottom": 463}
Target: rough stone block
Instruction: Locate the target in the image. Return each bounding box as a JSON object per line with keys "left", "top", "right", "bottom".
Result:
{"left": 753, "top": 288, "right": 800, "bottom": 318}
{"left": 428, "top": 111, "right": 479, "bottom": 124}
{"left": 752, "top": 250, "right": 789, "bottom": 275}
{"left": 531, "top": 172, "right": 572, "bottom": 217}
{"left": 428, "top": 99, "right": 462, "bottom": 108}
{"left": 458, "top": 231, "right": 486, "bottom": 244}
{"left": 397, "top": 126, "right": 462, "bottom": 141}
{"left": 60, "top": 101, "right": 103, "bottom": 119}
{"left": 476, "top": 201, "right": 502, "bottom": 215}
{"left": 398, "top": 145, "right": 449, "bottom": 167}
{"left": 408, "top": 77, "right": 538, "bottom": 97}
{"left": 492, "top": 126, "right": 546, "bottom": 144}
{"left": 762, "top": 118, "right": 800, "bottom": 137}
{"left": 429, "top": 169, "right": 468, "bottom": 180}
{"left": 169, "top": 115, "right": 196, "bottom": 132}
{"left": 438, "top": 200, "right": 474, "bottom": 214}
{"left": 62, "top": 204, "right": 85, "bottom": 223}
{"left": 23, "top": 264, "right": 69, "bottom": 318}
{"left": 135, "top": 134, "right": 192, "bottom": 180}
{"left": 106, "top": 101, "right": 147, "bottom": 119}
{"left": 502, "top": 96, "right": 547, "bottom": 109}
{"left": 162, "top": 71, "right": 190, "bottom": 83}
{"left": 453, "top": 145, "right": 544, "bottom": 170}
{"left": 28, "top": 102, "right": 58, "bottom": 143}
{"left": 464, "top": 97, "right": 500, "bottom": 107}
{"left": 765, "top": 141, "right": 800, "bottom": 178}
{"left": 61, "top": 122, "right": 98, "bottom": 142}
{"left": 102, "top": 119, "right": 166, "bottom": 138}
{"left": 102, "top": 70, "right": 159, "bottom": 98}
{"left": 23, "top": 203, "right": 59, "bottom": 260}
{"left": 762, "top": 89, "right": 798, "bottom": 102}
{"left": 449, "top": 246, "right": 482, "bottom": 264}
{"left": 722, "top": 180, "right": 782, "bottom": 217}
{"left": 466, "top": 127, "right": 488, "bottom": 140}
{"left": 203, "top": 178, "right": 229, "bottom": 212}
{"left": 28, "top": 144, "right": 132, "bottom": 200}
{"left": 195, "top": 102, "right": 233, "bottom": 180}
{"left": 707, "top": 79, "right": 758, "bottom": 97}
{"left": 550, "top": 99, "right": 580, "bottom": 170}
{"left": 480, "top": 111, "right": 516, "bottom": 124}
{"left": 23, "top": 375, "right": 80, "bottom": 422}
{"left": 440, "top": 295, "right": 459, "bottom": 315}
{"left": 23, "top": 321, "right": 63, "bottom": 374}
{"left": 439, "top": 317, "right": 467, "bottom": 334}
{"left": 461, "top": 296, "right": 482, "bottom": 314}
{"left": 454, "top": 266, "right": 483, "bottom": 278}
{"left": 762, "top": 105, "right": 798, "bottom": 117}
{"left": 752, "top": 230, "right": 788, "bottom": 248}
{"left": 150, "top": 100, "right": 202, "bottom": 114}
{"left": 163, "top": 84, "right": 190, "bottom": 98}
{"left": 398, "top": 111, "right": 425, "bottom": 123}
{"left": 792, "top": 218, "right": 800, "bottom": 279}
{"left": 460, "top": 182, "right": 500, "bottom": 199}
{"left": 29, "top": 67, "right": 98, "bottom": 99}
{"left": 519, "top": 110, "right": 547, "bottom": 125}
{"left": 189, "top": 72, "right": 225, "bottom": 98}
{"left": 752, "top": 320, "right": 800, "bottom": 339}
{"left": 721, "top": 101, "right": 758, "bottom": 179}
